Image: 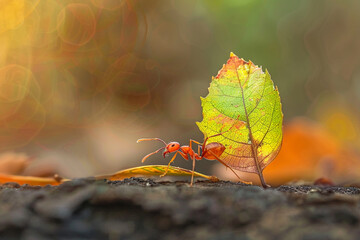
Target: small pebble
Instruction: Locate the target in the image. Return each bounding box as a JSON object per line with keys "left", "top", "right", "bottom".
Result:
{"left": 309, "top": 188, "right": 318, "bottom": 193}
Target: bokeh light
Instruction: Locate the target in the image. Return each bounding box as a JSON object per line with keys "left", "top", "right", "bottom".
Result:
{"left": 57, "top": 4, "right": 96, "bottom": 46}
{"left": 0, "top": 0, "right": 359, "bottom": 184}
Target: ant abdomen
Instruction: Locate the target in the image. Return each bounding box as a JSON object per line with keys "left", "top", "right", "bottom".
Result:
{"left": 203, "top": 142, "right": 225, "bottom": 160}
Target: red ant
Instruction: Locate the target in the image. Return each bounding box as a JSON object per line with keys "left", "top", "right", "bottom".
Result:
{"left": 137, "top": 133, "right": 251, "bottom": 186}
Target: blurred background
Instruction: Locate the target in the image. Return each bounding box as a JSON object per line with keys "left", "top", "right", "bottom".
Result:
{"left": 0, "top": 0, "right": 360, "bottom": 185}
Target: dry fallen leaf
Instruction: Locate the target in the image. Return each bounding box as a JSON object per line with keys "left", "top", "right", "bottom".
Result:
{"left": 95, "top": 165, "right": 219, "bottom": 182}
{"left": 0, "top": 165, "right": 218, "bottom": 186}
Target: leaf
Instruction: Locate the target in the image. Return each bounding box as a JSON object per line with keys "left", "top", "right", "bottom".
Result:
{"left": 0, "top": 173, "right": 65, "bottom": 186}
{"left": 0, "top": 165, "right": 219, "bottom": 186}
{"left": 95, "top": 165, "right": 219, "bottom": 182}
{"left": 196, "top": 52, "right": 283, "bottom": 187}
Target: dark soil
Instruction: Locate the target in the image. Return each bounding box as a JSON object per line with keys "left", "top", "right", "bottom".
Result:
{"left": 0, "top": 178, "right": 360, "bottom": 240}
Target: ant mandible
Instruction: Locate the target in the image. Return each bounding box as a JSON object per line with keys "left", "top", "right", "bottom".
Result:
{"left": 137, "top": 133, "right": 251, "bottom": 186}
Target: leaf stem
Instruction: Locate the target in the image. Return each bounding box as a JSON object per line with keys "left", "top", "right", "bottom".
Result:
{"left": 235, "top": 63, "right": 268, "bottom": 188}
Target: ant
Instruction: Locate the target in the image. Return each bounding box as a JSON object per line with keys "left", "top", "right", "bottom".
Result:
{"left": 137, "top": 132, "right": 251, "bottom": 186}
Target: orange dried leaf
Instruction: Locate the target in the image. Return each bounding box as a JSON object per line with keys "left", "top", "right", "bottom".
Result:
{"left": 0, "top": 173, "right": 66, "bottom": 186}
{"left": 0, "top": 165, "right": 219, "bottom": 186}
{"left": 96, "top": 165, "right": 219, "bottom": 182}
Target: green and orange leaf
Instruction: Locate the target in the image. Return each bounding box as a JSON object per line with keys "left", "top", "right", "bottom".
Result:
{"left": 196, "top": 52, "right": 283, "bottom": 186}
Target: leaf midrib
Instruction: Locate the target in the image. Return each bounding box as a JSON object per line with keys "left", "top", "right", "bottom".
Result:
{"left": 234, "top": 65, "right": 263, "bottom": 178}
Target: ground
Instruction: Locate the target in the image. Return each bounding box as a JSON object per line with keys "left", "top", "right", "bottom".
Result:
{"left": 0, "top": 178, "right": 360, "bottom": 240}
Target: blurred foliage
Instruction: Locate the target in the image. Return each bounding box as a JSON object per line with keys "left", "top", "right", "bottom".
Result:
{"left": 0, "top": 0, "right": 359, "bottom": 181}
{"left": 217, "top": 118, "right": 360, "bottom": 186}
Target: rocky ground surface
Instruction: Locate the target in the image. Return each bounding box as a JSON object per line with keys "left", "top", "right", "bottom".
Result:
{"left": 0, "top": 177, "right": 360, "bottom": 240}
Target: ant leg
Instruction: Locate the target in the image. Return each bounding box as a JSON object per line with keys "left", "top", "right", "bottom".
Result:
{"left": 189, "top": 139, "right": 203, "bottom": 156}
{"left": 208, "top": 149, "right": 252, "bottom": 185}
{"left": 191, "top": 154, "right": 196, "bottom": 186}
{"left": 161, "top": 151, "right": 188, "bottom": 177}
{"left": 203, "top": 128, "right": 234, "bottom": 145}
{"left": 160, "top": 152, "right": 178, "bottom": 177}
{"left": 189, "top": 139, "right": 202, "bottom": 186}
{"left": 189, "top": 139, "right": 201, "bottom": 150}
{"left": 202, "top": 115, "right": 241, "bottom": 148}
{"left": 190, "top": 139, "right": 201, "bottom": 145}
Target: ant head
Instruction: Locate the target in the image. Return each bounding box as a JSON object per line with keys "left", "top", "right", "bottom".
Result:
{"left": 163, "top": 142, "right": 180, "bottom": 157}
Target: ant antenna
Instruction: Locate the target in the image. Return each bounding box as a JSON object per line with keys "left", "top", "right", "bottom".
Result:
{"left": 140, "top": 146, "right": 166, "bottom": 162}
{"left": 137, "top": 138, "right": 167, "bottom": 145}
{"left": 137, "top": 138, "right": 167, "bottom": 162}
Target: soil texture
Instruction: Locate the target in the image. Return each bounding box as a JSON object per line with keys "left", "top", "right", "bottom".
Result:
{"left": 0, "top": 178, "right": 360, "bottom": 240}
